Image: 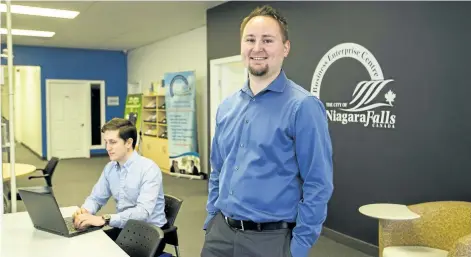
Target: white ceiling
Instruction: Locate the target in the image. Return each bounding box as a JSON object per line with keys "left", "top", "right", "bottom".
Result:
{"left": 0, "top": 1, "right": 222, "bottom": 51}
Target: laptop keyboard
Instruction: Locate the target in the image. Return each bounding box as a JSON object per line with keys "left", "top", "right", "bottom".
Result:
{"left": 64, "top": 217, "right": 80, "bottom": 233}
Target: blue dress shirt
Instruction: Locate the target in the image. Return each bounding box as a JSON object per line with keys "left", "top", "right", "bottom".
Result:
{"left": 205, "top": 70, "right": 334, "bottom": 257}
{"left": 82, "top": 151, "right": 167, "bottom": 229}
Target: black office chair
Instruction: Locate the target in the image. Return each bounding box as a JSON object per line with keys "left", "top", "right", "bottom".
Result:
{"left": 116, "top": 219, "right": 165, "bottom": 257}
{"left": 163, "top": 194, "right": 184, "bottom": 257}
{"left": 28, "top": 157, "right": 60, "bottom": 187}
{"left": 8, "top": 157, "right": 59, "bottom": 201}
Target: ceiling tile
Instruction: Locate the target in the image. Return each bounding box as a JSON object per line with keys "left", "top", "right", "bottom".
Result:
{"left": 1, "top": 1, "right": 222, "bottom": 50}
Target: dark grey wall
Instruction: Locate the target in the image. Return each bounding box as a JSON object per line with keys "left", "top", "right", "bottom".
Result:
{"left": 206, "top": 1, "right": 471, "bottom": 246}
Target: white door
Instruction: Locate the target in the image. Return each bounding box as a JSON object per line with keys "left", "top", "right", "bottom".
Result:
{"left": 220, "top": 62, "right": 247, "bottom": 102}
{"left": 209, "top": 56, "right": 247, "bottom": 147}
{"left": 48, "top": 81, "right": 90, "bottom": 159}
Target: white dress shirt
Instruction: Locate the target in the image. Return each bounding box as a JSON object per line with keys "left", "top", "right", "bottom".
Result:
{"left": 82, "top": 151, "right": 167, "bottom": 228}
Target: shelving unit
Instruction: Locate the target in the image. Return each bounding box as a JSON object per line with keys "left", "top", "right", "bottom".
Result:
{"left": 140, "top": 90, "right": 170, "bottom": 173}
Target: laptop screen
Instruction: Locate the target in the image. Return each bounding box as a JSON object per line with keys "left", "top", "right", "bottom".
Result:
{"left": 18, "top": 187, "right": 68, "bottom": 234}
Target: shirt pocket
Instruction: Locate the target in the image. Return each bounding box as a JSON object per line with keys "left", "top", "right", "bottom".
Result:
{"left": 124, "top": 178, "right": 141, "bottom": 202}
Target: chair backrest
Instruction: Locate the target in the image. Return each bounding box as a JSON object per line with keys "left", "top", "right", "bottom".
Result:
{"left": 379, "top": 201, "right": 471, "bottom": 255}
{"left": 405, "top": 201, "right": 471, "bottom": 251}
{"left": 43, "top": 157, "right": 59, "bottom": 187}
{"left": 115, "top": 219, "right": 164, "bottom": 257}
{"left": 164, "top": 194, "right": 183, "bottom": 226}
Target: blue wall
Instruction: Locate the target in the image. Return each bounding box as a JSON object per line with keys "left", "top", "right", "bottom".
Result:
{"left": 1, "top": 45, "right": 127, "bottom": 158}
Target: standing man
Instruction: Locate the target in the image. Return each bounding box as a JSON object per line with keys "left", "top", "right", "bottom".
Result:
{"left": 72, "top": 118, "right": 168, "bottom": 247}
{"left": 202, "top": 5, "right": 333, "bottom": 257}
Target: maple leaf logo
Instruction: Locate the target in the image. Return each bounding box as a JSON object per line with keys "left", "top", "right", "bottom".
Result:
{"left": 385, "top": 90, "right": 396, "bottom": 106}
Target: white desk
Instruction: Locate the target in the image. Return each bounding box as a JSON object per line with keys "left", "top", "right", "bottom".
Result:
{"left": 359, "top": 203, "right": 420, "bottom": 220}
{"left": 359, "top": 203, "right": 421, "bottom": 257}
{"left": 1, "top": 206, "right": 130, "bottom": 257}
{"left": 2, "top": 163, "right": 37, "bottom": 181}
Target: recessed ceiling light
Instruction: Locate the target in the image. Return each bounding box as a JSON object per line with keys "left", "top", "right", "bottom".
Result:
{"left": 0, "top": 28, "right": 55, "bottom": 38}
{"left": 0, "top": 4, "right": 79, "bottom": 19}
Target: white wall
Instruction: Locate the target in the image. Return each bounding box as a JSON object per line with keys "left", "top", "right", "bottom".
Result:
{"left": 19, "top": 66, "right": 42, "bottom": 156}
{"left": 1, "top": 66, "right": 11, "bottom": 121}
{"left": 128, "top": 26, "right": 209, "bottom": 173}
{"left": 14, "top": 68, "right": 23, "bottom": 143}
{"left": 1, "top": 65, "right": 42, "bottom": 156}
{"left": 1, "top": 66, "right": 12, "bottom": 148}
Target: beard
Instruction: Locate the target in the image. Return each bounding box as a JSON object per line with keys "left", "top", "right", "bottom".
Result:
{"left": 248, "top": 64, "right": 269, "bottom": 77}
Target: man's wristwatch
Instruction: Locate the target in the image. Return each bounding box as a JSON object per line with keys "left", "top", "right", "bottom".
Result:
{"left": 102, "top": 214, "right": 111, "bottom": 226}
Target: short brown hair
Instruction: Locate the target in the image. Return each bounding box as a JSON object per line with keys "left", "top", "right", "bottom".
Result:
{"left": 240, "top": 5, "right": 289, "bottom": 43}
{"left": 101, "top": 118, "right": 137, "bottom": 149}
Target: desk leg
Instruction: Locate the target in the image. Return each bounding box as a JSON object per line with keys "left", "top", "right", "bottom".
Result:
{"left": 3, "top": 181, "right": 10, "bottom": 196}
{"left": 2, "top": 182, "right": 11, "bottom": 213}
{"left": 379, "top": 219, "right": 415, "bottom": 257}
{"left": 3, "top": 192, "right": 11, "bottom": 213}
{"left": 378, "top": 220, "right": 385, "bottom": 257}
{"left": 379, "top": 219, "right": 396, "bottom": 257}
{"left": 2, "top": 147, "right": 11, "bottom": 162}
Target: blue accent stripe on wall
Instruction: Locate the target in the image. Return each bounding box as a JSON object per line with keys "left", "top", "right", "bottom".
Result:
{"left": 1, "top": 45, "right": 127, "bottom": 158}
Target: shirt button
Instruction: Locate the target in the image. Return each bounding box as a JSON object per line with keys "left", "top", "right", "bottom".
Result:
{"left": 230, "top": 191, "right": 233, "bottom": 195}
{"left": 251, "top": 98, "right": 255, "bottom": 102}
{"left": 240, "top": 144, "right": 244, "bottom": 147}
{"left": 245, "top": 120, "right": 249, "bottom": 123}
{"left": 235, "top": 166, "right": 239, "bottom": 171}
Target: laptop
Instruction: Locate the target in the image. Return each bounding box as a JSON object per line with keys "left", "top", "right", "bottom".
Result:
{"left": 18, "top": 186, "right": 102, "bottom": 237}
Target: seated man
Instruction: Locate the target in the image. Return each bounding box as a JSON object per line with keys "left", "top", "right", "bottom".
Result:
{"left": 72, "top": 118, "right": 168, "bottom": 248}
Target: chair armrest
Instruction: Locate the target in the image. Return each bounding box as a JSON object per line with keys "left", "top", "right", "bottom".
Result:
{"left": 163, "top": 226, "right": 177, "bottom": 234}
{"left": 448, "top": 233, "right": 471, "bottom": 257}
{"left": 34, "top": 168, "right": 45, "bottom": 172}
{"left": 28, "top": 174, "right": 50, "bottom": 180}
{"left": 163, "top": 225, "right": 179, "bottom": 246}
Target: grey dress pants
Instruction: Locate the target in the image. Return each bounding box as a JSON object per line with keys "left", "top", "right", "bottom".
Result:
{"left": 201, "top": 213, "right": 293, "bottom": 257}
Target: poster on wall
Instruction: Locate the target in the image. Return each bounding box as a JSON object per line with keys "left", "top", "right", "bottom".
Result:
{"left": 127, "top": 81, "right": 142, "bottom": 95}
{"left": 123, "top": 94, "right": 142, "bottom": 148}
{"left": 164, "top": 70, "right": 205, "bottom": 180}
